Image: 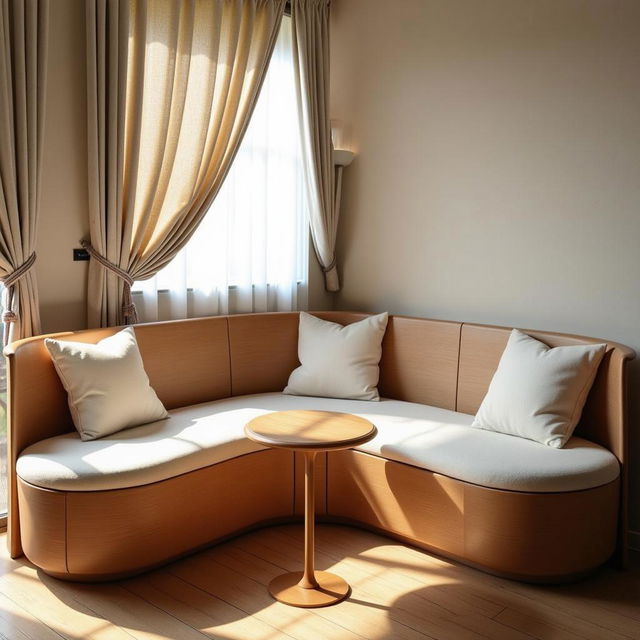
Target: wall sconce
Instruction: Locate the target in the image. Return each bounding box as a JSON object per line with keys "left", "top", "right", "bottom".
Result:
{"left": 331, "top": 119, "right": 355, "bottom": 167}
{"left": 333, "top": 148, "right": 355, "bottom": 167}
{"left": 331, "top": 120, "right": 355, "bottom": 243}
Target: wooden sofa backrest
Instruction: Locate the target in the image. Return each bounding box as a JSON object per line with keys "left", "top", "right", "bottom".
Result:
{"left": 226, "top": 311, "right": 371, "bottom": 396}
{"left": 225, "top": 312, "right": 464, "bottom": 412}
{"left": 227, "top": 312, "right": 306, "bottom": 396}
{"left": 133, "top": 317, "right": 231, "bottom": 408}
{"left": 5, "top": 317, "right": 231, "bottom": 461}
{"left": 378, "top": 316, "right": 461, "bottom": 410}
{"left": 457, "top": 323, "right": 634, "bottom": 464}
{"left": 5, "top": 311, "right": 633, "bottom": 559}
{"left": 7, "top": 311, "right": 633, "bottom": 461}
{"left": 6, "top": 327, "right": 117, "bottom": 457}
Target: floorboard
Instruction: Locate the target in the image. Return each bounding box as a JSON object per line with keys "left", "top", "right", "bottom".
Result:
{"left": 0, "top": 525, "right": 638, "bottom": 640}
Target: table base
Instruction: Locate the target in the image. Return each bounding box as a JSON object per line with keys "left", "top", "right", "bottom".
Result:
{"left": 268, "top": 571, "right": 350, "bottom": 608}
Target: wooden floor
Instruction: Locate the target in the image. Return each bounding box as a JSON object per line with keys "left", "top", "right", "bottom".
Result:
{"left": 0, "top": 524, "right": 638, "bottom": 640}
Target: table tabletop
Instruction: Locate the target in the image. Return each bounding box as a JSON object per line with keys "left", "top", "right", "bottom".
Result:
{"left": 245, "top": 410, "right": 376, "bottom": 451}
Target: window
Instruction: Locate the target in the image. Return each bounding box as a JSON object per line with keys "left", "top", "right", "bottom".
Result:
{"left": 0, "top": 287, "right": 6, "bottom": 521}
{"left": 134, "top": 16, "right": 308, "bottom": 322}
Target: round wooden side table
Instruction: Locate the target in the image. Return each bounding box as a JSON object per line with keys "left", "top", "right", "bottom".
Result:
{"left": 245, "top": 409, "right": 376, "bottom": 608}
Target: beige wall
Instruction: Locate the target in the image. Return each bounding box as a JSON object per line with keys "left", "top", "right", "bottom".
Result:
{"left": 35, "top": 0, "right": 332, "bottom": 336}
{"left": 37, "top": 0, "right": 88, "bottom": 333}
{"left": 330, "top": 0, "right": 640, "bottom": 541}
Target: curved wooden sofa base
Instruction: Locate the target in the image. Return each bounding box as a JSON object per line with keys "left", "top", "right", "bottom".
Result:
{"left": 317, "top": 516, "right": 608, "bottom": 585}
{"left": 18, "top": 448, "right": 619, "bottom": 584}
{"left": 17, "top": 449, "right": 296, "bottom": 581}
{"left": 326, "top": 450, "right": 620, "bottom": 583}
{"left": 38, "top": 516, "right": 300, "bottom": 583}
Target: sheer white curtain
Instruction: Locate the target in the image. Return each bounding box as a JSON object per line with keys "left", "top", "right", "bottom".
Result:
{"left": 134, "top": 16, "right": 308, "bottom": 322}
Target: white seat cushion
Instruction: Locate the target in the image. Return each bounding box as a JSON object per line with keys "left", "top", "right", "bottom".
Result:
{"left": 17, "top": 393, "right": 619, "bottom": 493}
{"left": 17, "top": 401, "right": 269, "bottom": 492}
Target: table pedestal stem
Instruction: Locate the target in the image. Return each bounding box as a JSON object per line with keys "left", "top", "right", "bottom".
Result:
{"left": 266, "top": 449, "right": 350, "bottom": 607}
{"left": 299, "top": 451, "right": 319, "bottom": 589}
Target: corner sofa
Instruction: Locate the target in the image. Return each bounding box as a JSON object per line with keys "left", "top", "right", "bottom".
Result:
{"left": 5, "top": 312, "right": 634, "bottom": 582}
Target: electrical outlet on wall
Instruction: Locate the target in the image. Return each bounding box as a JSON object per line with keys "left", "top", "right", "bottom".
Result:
{"left": 73, "top": 248, "right": 90, "bottom": 261}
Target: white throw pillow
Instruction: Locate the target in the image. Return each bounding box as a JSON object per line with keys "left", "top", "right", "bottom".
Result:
{"left": 472, "top": 329, "right": 606, "bottom": 448}
{"left": 284, "top": 312, "right": 389, "bottom": 401}
{"left": 45, "top": 327, "right": 168, "bottom": 441}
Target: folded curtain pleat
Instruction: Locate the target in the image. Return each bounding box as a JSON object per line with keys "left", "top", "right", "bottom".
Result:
{"left": 0, "top": 0, "right": 48, "bottom": 344}
{"left": 86, "top": 0, "right": 286, "bottom": 327}
{"left": 290, "top": 0, "right": 339, "bottom": 292}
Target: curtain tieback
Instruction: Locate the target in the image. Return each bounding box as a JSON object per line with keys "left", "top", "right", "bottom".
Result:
{"left": 81, "top": 240, "right": 139, "bottom": 324}
{"left": 321, "top": 256, "right": 337, "bottom": 273}
{"left": 1, "top": 252, "right": 37, "bottom": 325}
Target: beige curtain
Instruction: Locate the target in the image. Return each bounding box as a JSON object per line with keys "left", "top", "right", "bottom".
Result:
{"left": 290, "top": 0, "right": 338, "bottom": 291}
{"left": 0, "top": 0, "right": 48, "bottom": 345}
{"left": 86, "top": 0, "right": 285, "bottom": 327}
